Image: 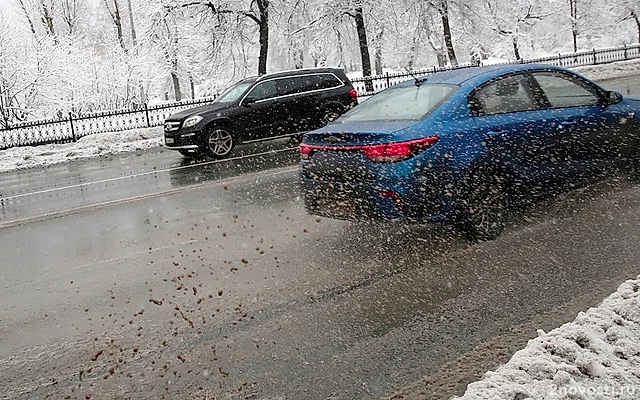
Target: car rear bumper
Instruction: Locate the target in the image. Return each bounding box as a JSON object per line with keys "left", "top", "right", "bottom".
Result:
{"left": 300, "top": 177, "right": 448, "bottom": 223}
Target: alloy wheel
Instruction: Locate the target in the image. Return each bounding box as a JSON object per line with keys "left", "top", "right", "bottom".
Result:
{"left": 207, "top": 128, "right": 233, "bottom": 157}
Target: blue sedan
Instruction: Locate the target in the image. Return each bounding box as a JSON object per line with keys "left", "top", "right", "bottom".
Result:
{"left": 299, "top": 64, "right": 640, "bottom": 240}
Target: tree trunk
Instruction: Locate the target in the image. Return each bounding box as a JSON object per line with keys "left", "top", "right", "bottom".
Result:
{"left": 171, "top": 71, "right": 181, "bottom": 102}
{"left": 17, "top": 0, "right": 37, "bottom": 35}
{"left": 113, "top": 0, "right": 126, "bottom": 50}
{"left": 373, "top": 27, "right": 384, "bottom": 75}
{"left": 439, "top": 0, "right": 457, "bottom": 66}
{"left": 569, "top": 0, "right": 578, "bottom": 52}
{"left": 127, "top": 0, "right": 137, "bottom": 48}
{"left": 512, "top": 37, "right": 521, "bottom": 60}
{"left": 256, "top": 0, "right": 269, "bottom": 75}
{"left": 353, "top": 5, "right": 373, "bottom": 91}
{"left": 104, "top": 0, "right": 126, "bottom": 51}
{"left": 632, "top": 11, "right": 640, "bottom": 43}
{"left": 334, "top": 26, "right": 345, "bottom": 68}
{"left": 40, "top": 2, "right": 57, "bottom": 41}
{"left": 293, "top": 43, "right": 304, "bottom": 69}
{"left": 61, "top": 0, "right": 78, "bottom": 35}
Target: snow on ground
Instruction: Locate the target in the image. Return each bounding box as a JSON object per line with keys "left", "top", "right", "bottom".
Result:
{"left": 0, "top": 58, "right": 639, "bottom": 175}
{"left": 575, "top": 58, "right": 640, "bottom": 81}
{"left": 454, "top": 276, "right": 640, "bottom": 400}
{"left": 0, "top": 127, "right": 163, "bottom": 173}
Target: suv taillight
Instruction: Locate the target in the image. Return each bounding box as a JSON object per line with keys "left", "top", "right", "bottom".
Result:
{"left": 349, "top": 88, "right": 358, "bottom": 99}
{"left": 300, "top": 136, "right": 439, "bottom": 162}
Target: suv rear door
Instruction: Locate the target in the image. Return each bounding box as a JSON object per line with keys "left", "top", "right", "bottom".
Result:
{"left": 274, "top": 73, "right": 345, "bottom": 133}
{"left": 236, "top": 80, "right": 286, "bottom": 140}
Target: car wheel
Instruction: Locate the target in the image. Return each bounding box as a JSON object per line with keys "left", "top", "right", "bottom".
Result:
{"left": 288, "top": 133, "right": 303, "bottom": 146}
{"left": 632, "top": 146, "right": 640, "bottom": 179}
{"left": 206, "top": 127, "right": 234, "bottom": 159}
{"left": 320, "top": 108, "right": 342, "bottom": 126}
{"left": 457, "top": 175, "right": 508, "bottom": 242}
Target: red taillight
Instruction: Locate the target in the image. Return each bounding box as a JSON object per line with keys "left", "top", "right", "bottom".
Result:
{"left": 349, "top": 88, "right": 358, "bottom": 99}
{"left": 300, "top": 143, "right": 313, "bottom": 159}
{"left": 361, "top": 136, "right": 439, "bottom": 162}
{"left": 300, "top": 136, "right": 438, "bottom": 162}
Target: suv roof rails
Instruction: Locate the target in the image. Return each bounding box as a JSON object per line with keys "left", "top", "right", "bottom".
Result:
{"left": 254, "top": 67, "right": 345, "bottom": 81}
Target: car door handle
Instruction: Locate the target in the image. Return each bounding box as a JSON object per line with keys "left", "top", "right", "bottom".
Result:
{"left": 485, "top": 129, "right": 507, "bottom": 136}
{"left": 560, "top": 121, "right": 577, "bottom": 127}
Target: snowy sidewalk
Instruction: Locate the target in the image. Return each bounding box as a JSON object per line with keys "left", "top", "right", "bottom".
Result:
{"left": 454, "top": 275, "right": 640, "bottom": 400}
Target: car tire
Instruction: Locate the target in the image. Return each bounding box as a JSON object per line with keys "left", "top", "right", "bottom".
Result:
{"left": 319, "top": 106, "right": 343, "bottom": 126}
{"left": 456, "top": 174, "right": 508, "bottom": 242}
{"left": 205, "top": 127, "right": 234, "bottom": 159}
{"left": 288, "top": 133, "right": 303, "bottom": 146}
{"left": 632, "top": 145, "right": 640, "bottom": 180}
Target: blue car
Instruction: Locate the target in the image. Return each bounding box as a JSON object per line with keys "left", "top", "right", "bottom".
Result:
{"left": 299, "top": 64, "right": 640, "bottom": 240}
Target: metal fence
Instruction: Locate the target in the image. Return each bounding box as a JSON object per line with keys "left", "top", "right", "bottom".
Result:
{"left": 350, "top": 43, "right": 640, "bottom": 95}
{"left": 0, "top": 97, "right": 216, "bottom": 150}
{"left": 2, "top": 43, "right": 639, "bottom": 150}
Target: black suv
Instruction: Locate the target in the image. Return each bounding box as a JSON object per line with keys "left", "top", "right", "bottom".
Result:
{"left": 164, "top": 68, "right": 358, "bottom": 158}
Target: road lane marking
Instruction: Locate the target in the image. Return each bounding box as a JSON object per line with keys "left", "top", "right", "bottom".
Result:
{"left": 0, "top": 165, "right": 298, "bottom": 229}
{"left": 0, "top": 146, "right": 298, "bottom": 202}
{"left": 72, "top": 240, "right": 200, "bottom": 271}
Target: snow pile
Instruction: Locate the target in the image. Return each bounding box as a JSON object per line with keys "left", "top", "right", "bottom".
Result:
{"left": 0, "top": 127, "right": 163, "bottom": 173}
{"left": 455, "top": 276, "right": 640, "bottom": 400}
{"left": 575, "top": 58, "right": 640, "bottom": 81}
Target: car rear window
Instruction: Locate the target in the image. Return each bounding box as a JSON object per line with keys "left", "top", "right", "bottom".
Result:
{"left": 338, "top": 84, "right": 456, "bottom": 122}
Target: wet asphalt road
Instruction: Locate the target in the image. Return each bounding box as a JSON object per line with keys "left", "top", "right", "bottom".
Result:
{"left": 1, "top": 75, "right": 640, "bottom": 399}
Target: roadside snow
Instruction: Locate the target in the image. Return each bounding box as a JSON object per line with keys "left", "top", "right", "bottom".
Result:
{"left": 454, "top": 275, "right": 640, "bottom": 400}
{"left": 575, "top": 58, "right": 640, "bottom": 82}
{"left": 0, "top": 127, "right": 163, "bottom": 173}
{"left": 0, "top": 58, "right": 638, "bottom": 174}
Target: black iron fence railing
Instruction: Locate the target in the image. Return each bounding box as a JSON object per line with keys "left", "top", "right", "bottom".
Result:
{"left": 350, "top": 43, "right": 640, "bottom": 96}
{"left": 1, "top": 43, "right": 639, "bottom": 150}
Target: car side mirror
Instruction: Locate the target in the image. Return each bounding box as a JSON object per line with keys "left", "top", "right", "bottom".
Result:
{"left": 243, "top": 96, "right": 257, "bottom": 107}
{"left": 605, "top": 91, "right": 623, "bottom": 106}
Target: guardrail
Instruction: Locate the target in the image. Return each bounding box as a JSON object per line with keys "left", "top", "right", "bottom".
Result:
{"left": 1, "top": 43, "right": 639, "bottom": 150}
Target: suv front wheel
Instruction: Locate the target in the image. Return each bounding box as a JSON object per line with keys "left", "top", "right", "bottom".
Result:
{"left": 206, "top": 127, "right": 234, "bottom": 159}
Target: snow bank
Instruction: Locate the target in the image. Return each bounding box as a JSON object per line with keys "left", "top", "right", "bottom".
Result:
{"left": 575, "top": 58, "right": 640, "bottom": 82}
{"left": 454, "top": 276, "right": 640, "bottom": 400}
{"left": 0, "top": 127, "right": 163, "bottom": 173}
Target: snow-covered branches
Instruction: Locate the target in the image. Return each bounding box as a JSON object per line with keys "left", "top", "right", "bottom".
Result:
{"left": 1, "top": 0, "right": 637, "bottom": 124}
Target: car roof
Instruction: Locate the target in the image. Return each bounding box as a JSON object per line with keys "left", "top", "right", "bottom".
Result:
{"left": 252, "top": 68, "right": 346, "bottom": 82}
{"left": 393, "top": 63, "right": 567, "bottom": 87}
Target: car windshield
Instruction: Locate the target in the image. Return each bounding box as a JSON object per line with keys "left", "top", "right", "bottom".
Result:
{"left": 214, "top": 80, "right": 255, "bottom": 103}
{"left": 338, "top": 83, "right": 457, "bottom": 122}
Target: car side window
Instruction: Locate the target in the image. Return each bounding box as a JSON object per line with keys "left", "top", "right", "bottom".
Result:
{"left": 246, "top": 80, "right": 277, "bottom": 101}
{"left": 470, "top": 74, "right": 538, "bottom": 116}
{"left": 531, "top": 72, "right": 599, "bottom": 108}
{"left": 275, "top": 74, "right": 342, "bottom": 97}
{"left": 274, "top": 78, "right": 302, "bottom": 97}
